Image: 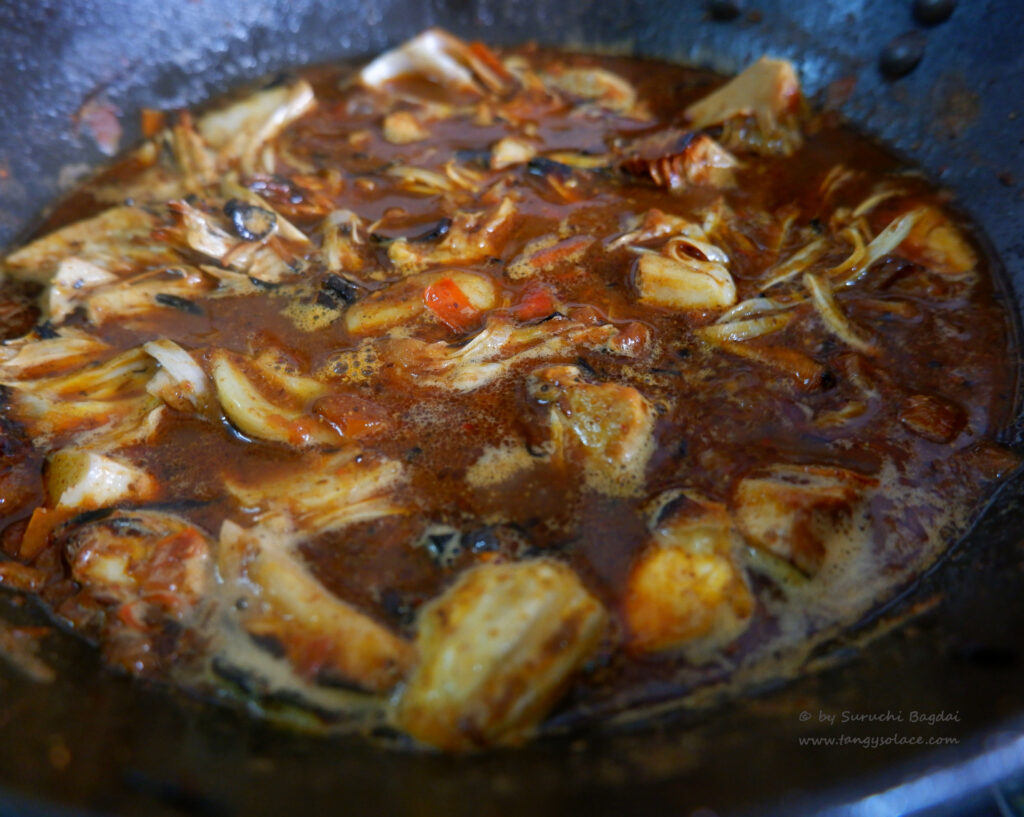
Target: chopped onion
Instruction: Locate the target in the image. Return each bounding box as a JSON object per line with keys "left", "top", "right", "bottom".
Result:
{"left": 803, "top": 271, "right": 876, "bottom": 355}
{"left": 852, "top": 187, "right": 908, "bottom": 219}
{"left": 840, "top": 208, "right": 924, "bottom": 287}
{"left": 759, "top": 238, "right": 828, "bottom": 291}
{"left": 716, "top": 296, "right": 795, "bottom": 324}
{"left": 824, "top": 226, "right": 866, "bottom": 284}
{"left": 697, "top": 312, "right": 792, "bottom": 343}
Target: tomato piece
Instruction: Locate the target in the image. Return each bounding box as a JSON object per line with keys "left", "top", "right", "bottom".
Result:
{"left": 467, "top": 41, "right": 512, "bottom": 90}
{"left": 313, "top": 393, "right": 387, "bottom": 439}
{"left": 423, "top": 278, "right": 480, "bottom": 333}
{"left": 0, "top": 561, "right": 46, "bottom": 592}
{"left": 140, "top": 108, "right": 167, "bottom": 138}
{"left": 19, "top": 507, "right": 76, "bottom": 561}
{"left": 511, "top": 284, "right": 558, "bottom": 322}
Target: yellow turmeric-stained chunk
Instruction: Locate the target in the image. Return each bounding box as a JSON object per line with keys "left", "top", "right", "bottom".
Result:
{"left": 219, "top": 519, "right": 414, "bottom": 693}
{"left": 732, "top": 465, "right": 877, "bottom": 575}
{"left": 526, "top": 364, "right": 655, "bottom": 495}
{"left": 900, "top": 205, "right": 977, "bottom": 278}
{"left": 395, "top": 560, "right": 607, "bottom": 750}
{"left": 624, "top": 495, "right": 752, "bottom": 654}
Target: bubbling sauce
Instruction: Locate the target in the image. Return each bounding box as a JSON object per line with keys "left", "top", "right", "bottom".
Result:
{"left": 0, "top": 30, "right": 1018, "bottom": 750}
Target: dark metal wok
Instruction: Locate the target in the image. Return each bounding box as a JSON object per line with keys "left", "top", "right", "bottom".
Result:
{"left": 1, "top": 1, "right": 1023, "bottom": 814}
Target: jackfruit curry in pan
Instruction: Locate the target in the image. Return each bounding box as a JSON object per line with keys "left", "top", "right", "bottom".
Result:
{"left": 0, "top": 29, "right": 1018, "bottom": 751}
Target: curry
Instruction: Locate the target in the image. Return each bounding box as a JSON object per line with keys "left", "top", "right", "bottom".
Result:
{"left": 0, "top": 30, "right": 1016, "bottom": 751}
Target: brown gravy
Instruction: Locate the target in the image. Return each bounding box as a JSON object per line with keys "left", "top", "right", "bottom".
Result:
{"left": 0, "top": 33, "right": 1017, "bottom": 748}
